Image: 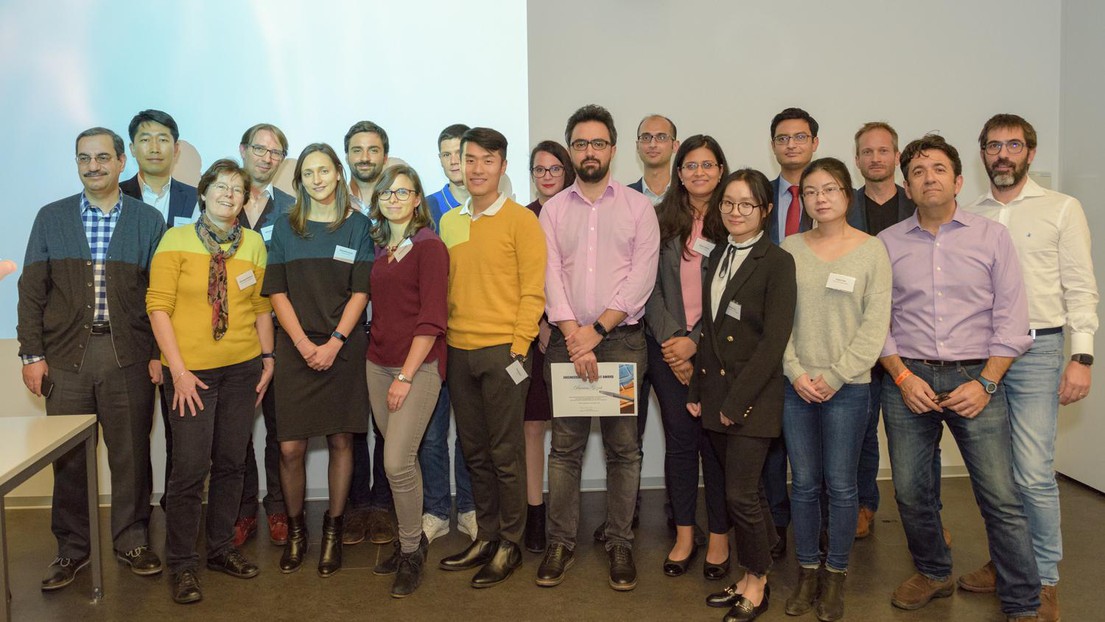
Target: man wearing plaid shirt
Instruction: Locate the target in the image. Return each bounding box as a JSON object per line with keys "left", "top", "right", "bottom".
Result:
{"left": 17, "top": 128, "right": 166, "bottom": 591}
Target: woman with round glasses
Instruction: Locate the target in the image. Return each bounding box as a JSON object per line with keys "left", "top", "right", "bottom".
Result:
{"left": 262, "top": 143, "right": 372, "bottom": 578}
{"left": 644, "top": 135, "right": 731, "bottom": 580}
{"left": 521, "top": 140, "right": 576, "bottom": 554}
{"left": 692, "top": 169, "right": 796, "bottom": 622}
{"left": 363, "top": 165, "right": 448, "bottom": 598}
{"left": 778, "top": 157, "right": 890, "bottom": 621}
{"left": 147, "top": 159, "right": 274, "bottom": 604}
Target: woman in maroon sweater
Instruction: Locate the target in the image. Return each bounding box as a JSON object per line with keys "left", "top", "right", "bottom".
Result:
{"left": 364, "top": 165, "right": 449, "bottom": 598}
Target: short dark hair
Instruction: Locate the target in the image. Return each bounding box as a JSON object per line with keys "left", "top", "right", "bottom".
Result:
{"left": 978, "top": 113, "right": 1038, "bottom": 151}
{"left": 461, "top": 127, "right": 508, "bottom": 160}
{"left": 344, "top": 120, "right": 390, "bottom": 154}
{"left": 900, "top": 133, "right": 962, "bottom": 178}
{"left": 565, "top": 104, "right": 617, "bottom": 146}
{"left": 196, "top": 159, "right": 252, "bottom": 212}
{"left": 128, "top": 109, "right": 180, "bottom": 143}
{"left": 636, "top": 114, "right": 677, "bottom": 140}
{"left": 438, "top": 124, "right": 470, "bottom": 149}
{"left": 240, "top": 123, "right": 288, "bottom": 154}
{"left": 800, "top": 157, "right": 855, "bottom": 207}
{"left": 75, "top": 127, "right": 124, "bottom": 156}
{"left": 529, "top": 140, "right": 576, "bottom": 188}
{"left": 369, "top": 164, "right": 433, "bottom": 245}
{"left": 770, "top": 107, "right": 819, "bottom": 139}
{"left": 705, "top": 168, "right": 773, "bottom": 236}
{"left": 854, "top": 121, "right": 899, "bottom": 153}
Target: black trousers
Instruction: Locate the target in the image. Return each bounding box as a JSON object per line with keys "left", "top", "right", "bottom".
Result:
{"left": 238, "top": 377, "right": 285, "bottom": 518}
{"left": 709, "top": 431, "right": 778, "bottom": 575}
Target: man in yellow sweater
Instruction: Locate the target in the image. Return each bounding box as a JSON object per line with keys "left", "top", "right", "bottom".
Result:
{"left": 438, "top": 127, "right": 546, "bottom": 589}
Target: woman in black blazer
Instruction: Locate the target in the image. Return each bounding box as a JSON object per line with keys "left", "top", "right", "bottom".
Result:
{"left": 689, "top": 169, "right": 796, "bottom": 622}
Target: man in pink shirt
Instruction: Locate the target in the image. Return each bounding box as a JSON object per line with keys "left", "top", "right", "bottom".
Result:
{"left": 535, "top": 104, "right": 660, "bottom": 592}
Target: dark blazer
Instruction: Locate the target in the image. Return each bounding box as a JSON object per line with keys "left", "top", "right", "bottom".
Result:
{"left": 688, "top": 234, "right": 796, "bottom": 438}
{"left": 629, "top": 178, "right": 644, "bottom": 193}
{"left": 768, "top": 176, "right": 812, "bottom": 245}
{"left": 120, "top": 175, "right": 198, "bottom": 228}
{"left": 845, "top": 184, "right": 915, "bottom": 233}
{"left": 644, "top": 234, "right": 710, "bottom": 344}
{"left": 244, "top": 187, "right": 295, "bottom": 239}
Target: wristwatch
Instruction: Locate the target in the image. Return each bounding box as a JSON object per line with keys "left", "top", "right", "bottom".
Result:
{"left": 395, "top": 373, "right": 413, "bottom": 384}
{"left": 331, "top": 330, "right": 347, "bottom": 343}
{"left": 593, "top": 321, "right": 609, "bottom": 340}
{"left": 975, "top": 375, "right": 998, "bottom": 395}
{"left": 1071, "top": 353, "right": 1094, "bottom": 366}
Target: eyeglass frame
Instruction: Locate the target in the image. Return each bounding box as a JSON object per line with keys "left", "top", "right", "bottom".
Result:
{"left": 531, "top": 165, "right": 565, "bottom": 178}
{"left": 719, "top": 200, "right": 763, "bottom": 216}
{"left": 377, "top": 188, "right": 416, "bottom": 201}
{"left": 637, "top": 133, "right": 672, "bottom": 145}
{"left": 772, "top": 133, "right": 812, "bottom": 146}
{"left": 569, "top": 138, "right": 611, "bottom": 152}
{"left": 247, "top": 143, "right": 287, "bottom": 161}
{"left": 801, "top": 185, "right": 845, "bottom": 201}
{"left": 983, "top": 140, "right": 1027, "bottom": 156}
{"left": 75, "top": 153, "right": 117, "bottom": 165}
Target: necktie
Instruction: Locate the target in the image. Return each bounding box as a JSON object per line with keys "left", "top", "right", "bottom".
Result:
{"left": 718, "top": 244, "right": 737, "bottom": 279}
{"left": 785, "top": 184, "right": 801, "bottom": 237}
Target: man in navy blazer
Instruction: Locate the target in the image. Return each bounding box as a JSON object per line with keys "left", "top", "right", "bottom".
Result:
{"left": 767, "top": 108, "right": 819, "bottom": 245}
{"left": 628, "top": 114, "right": 679, "bottom": 206}
{"left": 119, "top": 110, "right": 198, "bottom": 228}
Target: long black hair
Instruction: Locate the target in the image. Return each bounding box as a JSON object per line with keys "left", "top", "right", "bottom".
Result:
{"left": 654, "top": 134, "right": 728, "bottom": 257}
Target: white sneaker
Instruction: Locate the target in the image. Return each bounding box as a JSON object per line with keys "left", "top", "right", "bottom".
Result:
{"left": 422, "top": 513, "right": 450, "bottom": 543}
{"left": 457, "top": 510, "right": 478, "bottom": 541}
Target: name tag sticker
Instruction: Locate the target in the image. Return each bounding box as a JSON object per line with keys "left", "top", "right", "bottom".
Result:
{"left": 692, "top": 237, "right": 716, "bottom": 256}
{"left": 726, "top": 301, "right": 742, "bottom": 320}
{"left": 506, "top": 359, "right": 528, "bottom": 385}
{"left": 261, "top": 225, "right": 274, "bottom": 242}
{"left": 172, "top": 213, "right": 198, "bottom": 227}
{"left": 236, "top": 270, "right": 257, "bottom": 290}
{"left": 826, "top": 273, "right": 857, "bottom": 293}
{"left": 392, "top": 238, "right": 413, "bottom": 262}
{"left": 333, "top": 245, "right": 357, "bottom": 264}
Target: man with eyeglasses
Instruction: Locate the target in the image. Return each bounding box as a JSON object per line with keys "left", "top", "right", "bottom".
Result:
{"left": 960, "top": 114, "right": 1098, "bottom": 622}
{"left": 233, "top": 122, "right": 295, "bottom": 549}
{"left": 18, "top": 127, "right": 167, "bottom": 590}
{"left": 878, "top": 134, "right": 1040, "bottom": 621}
{"left": 630, "top": 114, "right": 680, "bottom": 206}
{"left": 537, "top": 104, "right": 659, "bottom": 592}
{"left": 426, "top": 124, "right": 472, "bottom": 226}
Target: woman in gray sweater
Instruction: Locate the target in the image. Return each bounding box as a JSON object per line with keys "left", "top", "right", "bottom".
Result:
{"left": 779, "top": 158, "right": 891, "bottom": 622}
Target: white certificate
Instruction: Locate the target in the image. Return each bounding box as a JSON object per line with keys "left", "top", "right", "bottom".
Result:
{"left": 550, "top": 362, "right": 637, "bottom": 417}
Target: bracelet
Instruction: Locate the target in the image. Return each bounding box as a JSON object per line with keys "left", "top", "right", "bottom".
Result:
{"left": 261, "top": 352, "right": 275, "bottom": 360}
{"left": 293, "top": 336, "right": 308, "bottom": 348}
{"left": 894, "top": 369, "right": 914, "bottom": 386}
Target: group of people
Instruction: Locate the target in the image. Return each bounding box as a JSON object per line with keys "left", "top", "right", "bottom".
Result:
{"left": 16, "top": 103, "right": 1095, "bottom": 622}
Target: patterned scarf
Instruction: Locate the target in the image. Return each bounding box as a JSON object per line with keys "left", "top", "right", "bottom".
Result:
{"left": 195, "top": 212, "right": 243, "bottom": 341}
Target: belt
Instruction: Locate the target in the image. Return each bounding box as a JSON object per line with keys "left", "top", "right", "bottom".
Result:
{"left": 90, "top": 322, "right": 111, "bottom": 335}
{"left": 1030, "top": 327, "right": 1062, "bottom": 338}
{"left": 909, "top": 358, "right": 985, "bottom": 367}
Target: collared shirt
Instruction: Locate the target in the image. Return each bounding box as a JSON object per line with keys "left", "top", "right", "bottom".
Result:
{"left": 775, "top": 176, "right": 802, "bottom": 240}
{"left": 540, "top": 179, "right": 660, "bottom": 326}
{"left": 138, "top": 173, "right": 172, "bottom": 222}
{"left": 638, "top": 178, "right": 668, "bottom": 206}
{"left": 878, "top": 206, "right": 1032, "bottom": 361}
{"left": 710, "top": 232, "right": 762, "bottom": 321}
{"left": 968, "top": 178, "right": 1099, "bottom": 355}
{"left": 460, "top": 192, "right": 508, "bottom": 221}
{"left": 427, "top": 184, "right": 462, "bottom": 226}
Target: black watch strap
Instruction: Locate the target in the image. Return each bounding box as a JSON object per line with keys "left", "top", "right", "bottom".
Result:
{"left": 593, "top": 321, "right": 609, "bottom": 339}
{"left": 1072, "top": 353, "right": 1094, "bottom": 366}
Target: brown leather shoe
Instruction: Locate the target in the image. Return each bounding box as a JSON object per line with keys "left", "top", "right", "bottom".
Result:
{"left": 957, "top": 560, "right": 997, "bottom": 593}
{"left": 232, "top": 517, "right": 257, "bottom": 548}
{"left": 368, "top": 509, "right": 396, "bottom": 545}
{"left": 855, "top": 507, "right": 874, "bottom": 539}
{"left": 943, "top": 527, "right": 952, "bottom": 549}
{"left": 1039, "top": 583, "right": 1059, "bottom": 622}
{"left": 891, "top": 572, "right": 955, "bottom": 610}
{"left": 341, "top": 509, "right": 369, "bottom": 546}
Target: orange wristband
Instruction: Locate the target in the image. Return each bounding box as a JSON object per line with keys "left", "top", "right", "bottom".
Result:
{"left": 894, "top": 369, "right": 914, "bottom": 386}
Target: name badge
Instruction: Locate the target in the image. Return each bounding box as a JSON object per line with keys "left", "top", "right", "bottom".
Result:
{"left": 236, "top": 270, "right": 257, "bottom": 290}
{"left": 726, "top": 301, "right": 742, "bottom": 320}
{"left": 826, "top": 273, "right": 856, "bottom": 293}
{"left": 691, "top": 237, "right": 716, "bottom": 256}
{"left": 333, "top": 245, "right": 357, "bottom": 264}
{"left": 506, "top": 359, "right": 528, "bottom": 385}
{"left": 392, "top": 238, "right": 413, "bottom": 262}
{"left": 261, "top": 225, "right": 274, "bottom": 242}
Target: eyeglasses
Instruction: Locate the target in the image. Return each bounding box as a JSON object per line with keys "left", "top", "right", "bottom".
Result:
{"left": 531, "top": 165, "right": 565, "bottom": 178}
{"left": 209, "top": 182, "right": 245, "bottom": 197}
{"left": 773, "top": 133, "right": 812, "bottom": 146}
{"left": 801, "top": 185, "right": 844, "bottom": 201}
{"left": 570, "top": 139, "right": 611, "bottom": 151}
{"left": 248, "top": 144, "right": 287, "bottom": 161}
{"left": 983, "top": 140, "right": 1026, "bottom": 155}
{"left": 680, "top": 161, "right": 720, "bottom": 173}
{"left": 719, "top": 200, "right": 762, "bottom": 215}
{"left": 637, "top": 133, "right": 672, "bottom": 144}
{"left": 75, "top": 153, "right": 115, "bottom": 165}
{"left": 378, "top": 188, "right": 415, "bottom": 201}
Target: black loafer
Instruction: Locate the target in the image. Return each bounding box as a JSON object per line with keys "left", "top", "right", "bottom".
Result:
{"left": 439, "top": 539, "right": 497, "bottom": 571}
{"left": 41, "top": 556, "right": 89, "bottom": 591}
{"left": 471, "top": 541, "right": 522, "bottom": 588}
{"left": 171, "top": 569, "right": 202, "bottom": 604}
{"left": 608, "top": 544, "right": 637, "bottom": 591}
{"left": 207, "top": 548, "right": 259, "bottom": 579}
{"left": 725, "top": 594, "right": 769, "bottom": 621}
{"left": 707, "top": 582, "right": 743, "bottom": 608}
{"left": 116, "top": 545, "right": 163, "bottom": 576}
{"left": 662, "top": 543, "right": 698, "bottom": 577}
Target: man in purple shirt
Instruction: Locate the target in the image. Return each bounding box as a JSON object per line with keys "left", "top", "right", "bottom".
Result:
{"left": 536, "top": 104, "right": 660, "bottom": 592}
{"left": 877, "top": 134, "right": 1040, "bottom": 621}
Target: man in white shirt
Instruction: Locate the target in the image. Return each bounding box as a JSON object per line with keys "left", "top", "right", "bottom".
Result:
{"left": 629, "top": 114, "right": 679, "bottom": 206}
{"left": 963, "top": 113, "right": 1099, "bottom": 622}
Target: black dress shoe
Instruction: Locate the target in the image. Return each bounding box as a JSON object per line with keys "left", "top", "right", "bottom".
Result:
{"left": 471, "top": 541, "right": 522, "bottom": 588}
{"left": 770, "top": 525, "right": 787, "bottom": 561}
{"left": 41, "top": 556, "right": 89, "bottom": 591}
{"left": 608, "top": 544, "right": 637, "bottom": 591}
{"left": 707, "top": 582, "right": 743, "bottom": 608}
{"left": 116, "top": 545, "right": 163, "bottom": 576}
{"left": 439, "top": 539, "right": 497, "bottom": 571}
{"left": 171, "top": 569, "right": 202, "bottom": 605}
{"left": 206, "top": 548, "right": 259, "bottom": 579}
{"left": 703, "top": 553, "right": 731, "bottom": 580}
{"left": 535, "top": 543, "right": 575, "bottom": 587}
{"left": 279, "top": 513, "right": 309, "bottom": 573}
{"left": 318, "top": 511, "right": 344, "bottom": 578}
{"left": 662, "top": 543, "right": 699, "bottom": 577}
{"left": 724, "top": 587, "right": 770, "bottom": 622}
{"left": 593, "top": 521, "right": 608, "bottom": 543}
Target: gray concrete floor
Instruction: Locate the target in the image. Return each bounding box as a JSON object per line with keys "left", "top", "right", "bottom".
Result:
{"left": 4, "top": 476, "right": 1102, "bottom": 621}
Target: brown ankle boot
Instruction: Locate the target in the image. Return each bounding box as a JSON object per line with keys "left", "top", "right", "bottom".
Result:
{"left": 1038, "top": 584, "right": 1059, "bottom": 622}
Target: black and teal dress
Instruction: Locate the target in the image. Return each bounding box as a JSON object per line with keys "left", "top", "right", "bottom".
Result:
{"left": 261, "top": 212, "right": 372, "bottom": 440}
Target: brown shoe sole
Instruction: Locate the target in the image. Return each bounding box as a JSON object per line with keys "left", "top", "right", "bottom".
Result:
{"left": 891, "top": 583, "right": 955, "bottom": 610}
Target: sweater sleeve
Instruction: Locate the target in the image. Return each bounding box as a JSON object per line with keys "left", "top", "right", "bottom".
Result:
{"left": 16, "top": 210, "right": 51, "bottom": 357}
{"left": 413, "top": 238, "right": 448, "bottom": 339}
{"left": 145, "top": 232, "right": 182, "bottom": 317}
{"left": 825, "top": 242, "right": 892, "bottom": 389}
{"left": 512, "top": 210, "right": 547, "bottom": 355}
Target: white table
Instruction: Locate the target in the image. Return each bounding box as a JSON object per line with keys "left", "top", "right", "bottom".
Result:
{"left": 0, "top": 415, "right": 102, "bottom": 621}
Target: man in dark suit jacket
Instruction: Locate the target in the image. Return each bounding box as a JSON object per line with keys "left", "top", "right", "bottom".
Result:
{"left": 629, "top": 114, "right": 679, "bottom": 205}
{"left": 767, "top": 108, "right": 819, "bottom": 245}
{"left": 119, "top": 110, "right": 198, "bottom": 228}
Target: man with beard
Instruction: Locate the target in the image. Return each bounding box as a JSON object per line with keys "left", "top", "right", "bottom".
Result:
{"left": 537, "top": 104, "right": 660, "bottom": 591}
{"left": 629, "top": 114, "right": 679, "bottom": 206}
{"left": 345, "top": 121, "right": 400, "bottom": 215}
{"left": 426, "top": 124, "right": 471, "bottom": 225}
{"left": 960, "top": 114, "right": 1098, "bottom": 622}
{"left": 233, "top": 123, "right": 296, "bottom": 548}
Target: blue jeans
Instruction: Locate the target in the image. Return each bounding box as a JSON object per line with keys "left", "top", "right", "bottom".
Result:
{"left": 883, "top": 360, "right": 1039, "bottom": 616}
{"left": 1004, "top": 331, "right": 1064, "bottom": 585}
{"left": 783, "top": 382, "right": 868, "bottom": 571}
{"left": 418, "top": 383, "right": 475, "bottom": 518}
